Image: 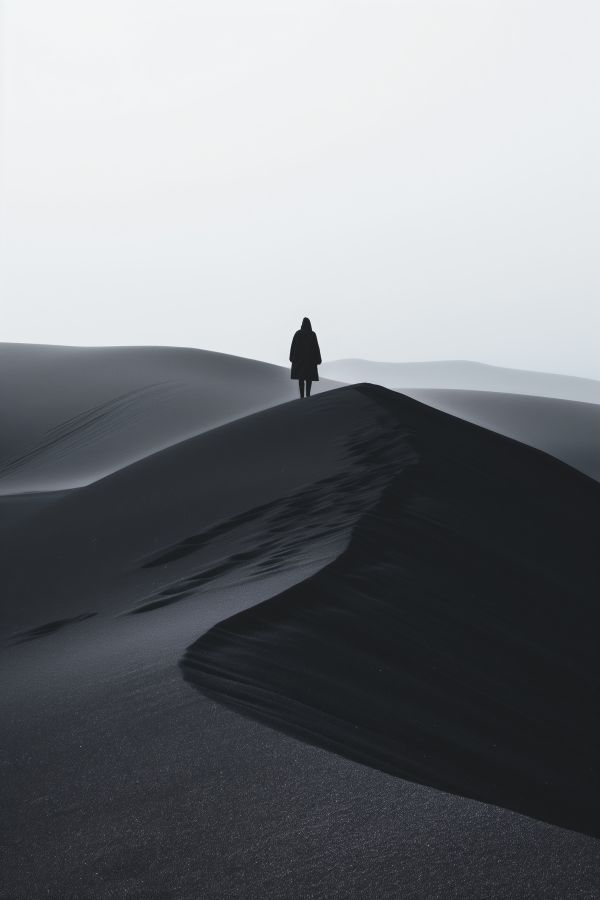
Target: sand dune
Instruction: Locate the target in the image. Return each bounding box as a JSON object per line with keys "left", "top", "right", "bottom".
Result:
{"left": 0, "top": 342, "right": 339, "bottom": 494}
{"left": 2, "top": 373, "right": 600, "bottom": 897}
{"left": 403, "top": 389, "right": 600, "bottom": 482}
{"left": 321, "top": 358, "right": 600, "bottom": 403}
{"left": 0, "top": 385, "right": 390, "bottom": 634}
{"left": 183, "top": 386, "right": 600, "bottom": 838}
{"left": 320, "top": 359, "right": 600, "bottom": 480}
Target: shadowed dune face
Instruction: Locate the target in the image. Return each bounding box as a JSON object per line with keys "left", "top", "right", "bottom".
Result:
{"left": 182, "top": 385, "right": 600, "bottom": 838}
{"left": 321, "top": 359, "right": 600, "bottom": 481}
{"left": 403, "top": 389, "right": 600, "bottom": 482}
{"left": 0, "top": 343, "right": 340, "bottom": 494}
{"left": 3, "top": 378, "right": 600, "bottom": 897}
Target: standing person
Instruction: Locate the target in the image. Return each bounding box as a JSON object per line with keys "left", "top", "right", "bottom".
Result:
{"left": 289, "top": 317, "right": 322, "bottom": 398}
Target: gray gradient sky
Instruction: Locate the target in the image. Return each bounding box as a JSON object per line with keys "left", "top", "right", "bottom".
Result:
{"left": 1, "top": 1, "right": 599, "bottom": 376}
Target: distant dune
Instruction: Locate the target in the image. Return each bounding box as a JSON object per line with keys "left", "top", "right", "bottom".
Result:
{"left": 321, "top": 358, "right": 600, "bottom": 403}
{"left": 0, "top": 342, "right": 339, "bottom": 493}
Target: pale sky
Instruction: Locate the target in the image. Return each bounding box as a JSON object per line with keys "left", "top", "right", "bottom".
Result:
{"left": 1, "top": 1, "right": 599, "bottom": 376}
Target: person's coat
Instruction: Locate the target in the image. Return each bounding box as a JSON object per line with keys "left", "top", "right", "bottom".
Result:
{"left": 289, "top": 329, "right": 322, "bottom": 381}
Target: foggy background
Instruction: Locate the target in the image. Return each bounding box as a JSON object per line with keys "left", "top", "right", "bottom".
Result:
{"left": 0, "top": 0, "right": 598, "bottom": 377}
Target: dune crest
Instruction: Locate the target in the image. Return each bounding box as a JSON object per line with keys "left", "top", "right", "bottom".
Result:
{"left": 3, "top": 381, "right": 600, "bottom": 897}
{"left": 182, "top": 385, "right": 600, "bottom": 837}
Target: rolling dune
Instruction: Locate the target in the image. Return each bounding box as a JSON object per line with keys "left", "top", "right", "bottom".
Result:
{"left": 2, "top": 358, "right": 599, "bottom": 897}
{"left": 320, "top": 358, "right": 600, "bottom": 403}
{"left": 0, "top": 343, "right": 339, "bottom": 494}
{"left": 404, "top": 389, "right": 600, "bottom": 482}
{"left": 182, "top": 385, "right": 600, "bottom": 838}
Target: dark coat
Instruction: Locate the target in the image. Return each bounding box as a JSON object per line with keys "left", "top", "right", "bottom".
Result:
{"left": 289, "top": 329, "right": 322, "bottom": 381}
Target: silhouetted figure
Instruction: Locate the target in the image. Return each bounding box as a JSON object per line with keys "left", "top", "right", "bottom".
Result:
{"left": 290, "top": 317, "right": 322, "bottom": 398}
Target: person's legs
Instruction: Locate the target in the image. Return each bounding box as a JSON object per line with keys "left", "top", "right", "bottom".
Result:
{"left": 306, "top": 379, "right": 312, "bottom": 397}
{"left": 299, "top": 379, "right": 305, "bottom": 398}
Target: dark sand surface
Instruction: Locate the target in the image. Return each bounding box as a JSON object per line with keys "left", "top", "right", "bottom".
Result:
{"left": 184, "top": 386, "right": 600, "bottom": 839}
{"left": 404, "top": 389, "right": 600, "bottom": 482}
{"left": 2, "top": 371, "right": 599, "bottom": 897}
{"left": 3, "top": 621, "right": 599, "bottom": 900}
{"left": 0, "top": 386, "right": 389, "bottom": 634}
{"left": 0, "top": 343, "right": 339, "bottom": 494}
{"left": 322, "top": 359, "right": 600, "bottom": 480}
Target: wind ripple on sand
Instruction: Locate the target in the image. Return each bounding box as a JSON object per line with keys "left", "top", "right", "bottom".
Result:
{"left": 0, "top": 382, "right": 181, "bottom": 490}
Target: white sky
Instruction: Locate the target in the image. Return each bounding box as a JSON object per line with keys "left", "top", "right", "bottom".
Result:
{"left": 1, "top": 1, "right": 599, "bottom": 376}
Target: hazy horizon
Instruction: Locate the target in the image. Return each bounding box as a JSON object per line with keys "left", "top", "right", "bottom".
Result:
{"left": 4, "top": 339, "right": 600, "bottom": 385}
{"left": 1, "top": 1, "right": 599, "bottom": 378}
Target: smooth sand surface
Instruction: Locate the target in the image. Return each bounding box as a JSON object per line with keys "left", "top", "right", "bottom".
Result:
{"left": 404, "top": 389, "right": 600, "bottom": 481}
{"left": 0, "top": 342, "right": 339, "bottom": 493}
{"left": 0, "top": 386, "right": 386, "bottom": 635}
{"left": 1, "top": 355, "right": 599, "bottom": 897}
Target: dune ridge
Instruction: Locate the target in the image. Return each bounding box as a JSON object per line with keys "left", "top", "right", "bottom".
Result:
{"left": 182, "top": 384, "right": 600, "bottom": 837}
{"left": 2, "top": 343, "right": 598, "bottom": 498}
{"left": 3, "top": 378, "right": 600, "bottom": 898}
{"left": 0, "top": 385, "right": 399, "bottom": 634}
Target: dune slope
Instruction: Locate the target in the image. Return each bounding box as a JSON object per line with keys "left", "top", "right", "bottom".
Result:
{"left": 2, "top": 384, "right": 600, "bottom": 897}
{"left": 0, "top": 385, "right": 397, "bottom": 635}
{"left": 182, "top": 385, "right": 600, "bottom": 837}
{"left": 404, "top": 389, "right": 600, "bottom": 482}
{"left": 0, "top": 343, "right": 338, "bottom": 494}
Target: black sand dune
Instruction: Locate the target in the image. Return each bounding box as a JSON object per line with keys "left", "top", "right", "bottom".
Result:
{"left": 2, "top": 374, "right": 600, "bottom": 897}
{"left": 0, "top": 385, "right": 394, "bottom": 634}
{"left": 321, "top": 359, "right": 600, "bottom": 480}
{"left": 403, "top": 389, "right": 600, "bottom": 482}
{"left": 182, "top": 385, "right": 600, "bottom": 838}
{"left": 321, "top": 358, "right": 600, "bottom": 403}
{"left": 0, "top": 342, "right": 339, "bottom": 494}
